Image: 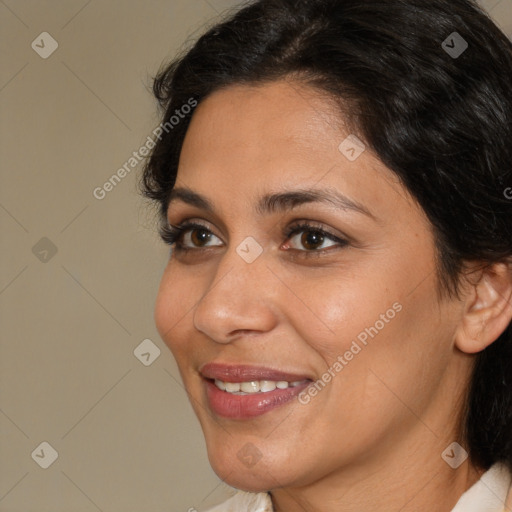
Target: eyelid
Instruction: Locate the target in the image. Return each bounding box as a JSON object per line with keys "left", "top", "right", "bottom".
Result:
{"left": 284, "top": 219, "right": 346, "bottom": 239}
{"left": 169, "top": 219, "right": 212, "bottom": 232}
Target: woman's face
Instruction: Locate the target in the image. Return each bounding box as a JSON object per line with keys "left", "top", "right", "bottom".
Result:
{"left": 155, "top": 80, "right": 470, "bottom": 492}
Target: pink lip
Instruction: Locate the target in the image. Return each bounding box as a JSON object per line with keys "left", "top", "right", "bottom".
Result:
{"left": 200, "top": 363, "right": 313, "bottom": 419}
{"left": 200, "top": 363, "right": 312, "bottom": 382}
{"left": 204, "top": 379, "right": 310, "bottom": 419}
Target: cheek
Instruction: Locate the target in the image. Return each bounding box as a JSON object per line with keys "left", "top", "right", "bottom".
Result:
{"left": 289, "top": 261, "right": 448, "bottom": 407}
{"left": 325, "top": 279, "right": 449, "bottom": 428}
{"left": 154, "top": 265, "right": 195, "bottom": 357}
{"left": 277, "top": 266, "right": 400, "bottom": 365}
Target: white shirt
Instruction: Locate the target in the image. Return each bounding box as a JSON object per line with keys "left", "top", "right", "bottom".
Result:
{"left": 205, "top": 462, "right": 512, "bottom": 512}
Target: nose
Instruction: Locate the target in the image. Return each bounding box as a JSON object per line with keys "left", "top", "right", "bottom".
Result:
{"left": 192, "top": 243, "right": 278, "bottom": 344}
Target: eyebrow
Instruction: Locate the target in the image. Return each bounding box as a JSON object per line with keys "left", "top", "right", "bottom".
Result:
{"left": 167, "top": 186, "right": 375, "bottom": 220}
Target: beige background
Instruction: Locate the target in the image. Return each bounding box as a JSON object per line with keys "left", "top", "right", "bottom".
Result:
{"left": 0, "top": 1, "right": 511, "bottom": 511}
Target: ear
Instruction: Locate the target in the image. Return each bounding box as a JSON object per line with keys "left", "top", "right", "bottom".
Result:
{"left": 455, "top": 261, "right": 512, "bottom": 354}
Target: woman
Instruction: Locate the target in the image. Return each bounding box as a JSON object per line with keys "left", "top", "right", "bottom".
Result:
{"left": 140, "top": 0, "right": 512, "bottom": 510}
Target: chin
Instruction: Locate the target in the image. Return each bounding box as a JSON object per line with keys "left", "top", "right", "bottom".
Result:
{"left": 212, "top": 465, "right": 278, "bottom": 493}
{"left": 206, "top": 445, "right": 289, "bottom": 493}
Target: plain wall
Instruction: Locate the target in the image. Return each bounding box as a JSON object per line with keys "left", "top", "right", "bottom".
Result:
{"left": 1, "top": 1, "right": 511, "bottom": 510}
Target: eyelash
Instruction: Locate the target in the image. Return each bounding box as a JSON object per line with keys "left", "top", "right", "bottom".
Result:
{"left": 160, "top": 221, "right": 349, "bottom": 257}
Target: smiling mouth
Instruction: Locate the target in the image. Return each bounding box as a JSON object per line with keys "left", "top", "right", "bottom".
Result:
{"left": 199, "top": 362, "right": 313, "bottom": 383}
{"left": 199, "top": 362, "right": 314, "bottom": 418}
{"left": 210, "top": 378, "right": 311, "bottom": 394}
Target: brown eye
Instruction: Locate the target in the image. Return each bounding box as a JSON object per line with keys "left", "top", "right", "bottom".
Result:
{"left": 189, "top": 228, "right": 213, "bottom": 247}
{"left": 299, "top": 230, "right": 326, "bottom": 250}
{"left": 162, "top": 222, "right": 223, "bottom": 251}
{"left": 286, "top": 225, "right": 341, "bottom": 252}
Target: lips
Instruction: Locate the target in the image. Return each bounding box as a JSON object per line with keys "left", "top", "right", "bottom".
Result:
{"left": 200, "top": 363, "right": 313, "bottom": 419}
{"left": 200, "top": 363, "right": 313, "bottom": 383}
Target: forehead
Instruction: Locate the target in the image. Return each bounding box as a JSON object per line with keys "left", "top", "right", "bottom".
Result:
{"left": 174, "top": 80, "right": 419, "bottom": 224}
{"left": 180, "top": 80, "right": 344, "bottom": 168}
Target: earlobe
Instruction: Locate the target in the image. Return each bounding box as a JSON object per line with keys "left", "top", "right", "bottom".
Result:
{"left": 454, "top": 261, "right": 512, "bottom": 355}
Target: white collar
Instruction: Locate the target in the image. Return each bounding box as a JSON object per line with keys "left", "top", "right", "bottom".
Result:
{"left": 205, "top": 490, "right": 272, "bottom": 512}
{"left": 207, "top": 462, "right": 512, "bottom": 512}
{"left": 450, "top": 462, "right": 512, "bottom": 512}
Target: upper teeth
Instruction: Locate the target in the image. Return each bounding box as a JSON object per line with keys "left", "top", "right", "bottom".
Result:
{"left": 214, "top": 379, "right": 306, "bottom": 394}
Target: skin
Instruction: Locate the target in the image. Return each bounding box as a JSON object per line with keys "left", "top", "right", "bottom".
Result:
{"left": 154, "top": 79, "right": 512, "bottom": 511}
